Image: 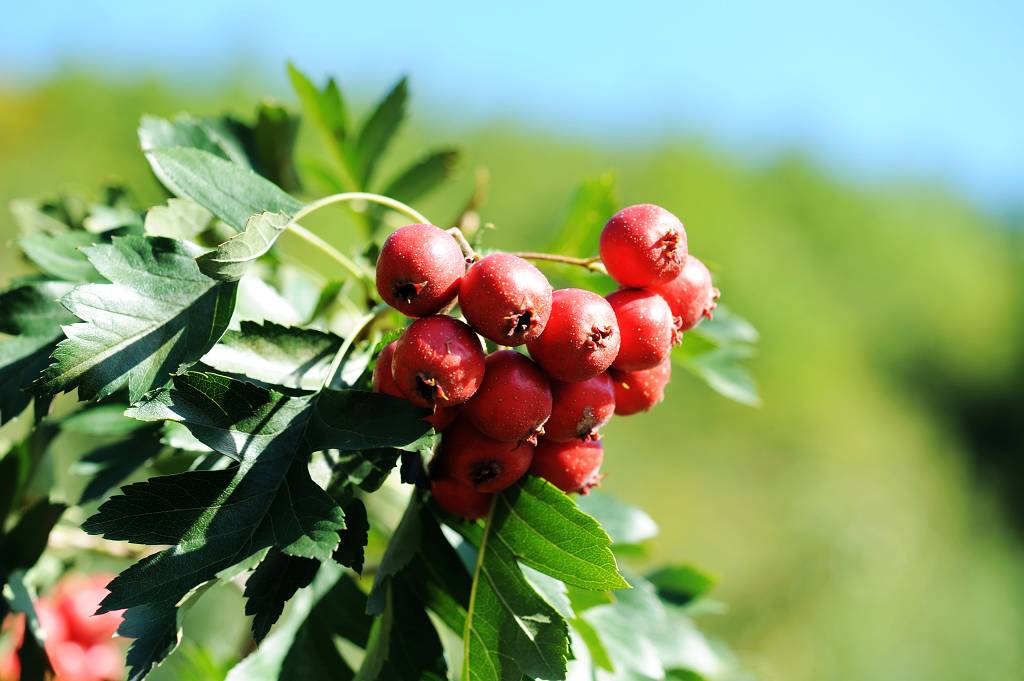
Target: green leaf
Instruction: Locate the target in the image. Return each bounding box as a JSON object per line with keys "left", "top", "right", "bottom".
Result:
{"left": 18, "top": 231, "right": 104, "bottom": 282}
{"left": 355, "top": 77, "right": 408, "bottom": 186}
{"left": 138, "top": 114, "right": 242, "bottom": 167}
{"left": 60, "top": 403, "right": 149, "bottom": 437}
{"left": 10, "top": 195, "right": 85, "bottom": 234}
{"left": 117, "top": 584, "right": 213, "bottom": 681}
{"left": 145, "top": 148, "right": 302, "bottom": 230}
{"left": 368, "top": 494, "right": 422, "bottom": 615}
{"left": 647, "top": 565, "right": 717, "bottom": 606}
{"left": 201, "top": 321, "right": 342, "bottom": 391}
{"left": 674, "top": 343, "right": 761, "bottom": 407}
{"left": 0, "top": 335, "right": 62, "bottom": 425}
{"left": 223, "top": 103, "right": 302, "bottom": 192}
{"left": 327, "top": 449, "right": 401, "bottom": 493}
{"left": 197, "top": 211, "right": 290, "bottom": 281}
{"left": 74, "top": 425, "right": 165, "bottom": 504}
{"left": 0, "top": 499, "right": 65, "bottom": 573}
{"left": 33, "top": 236, "right": 237, "bottom": 403}
{"left": 333, "top": 498, "right": 368, "bottom": 573}
{"left": 460, "top": 501, "right": 571, "bottom": 681}
{"left": 306, "top": 390, "right": 432, "bottom": 452}
{"left": 0, "top": 454, "right": 20, "bottom": 529}
{"left": 356, "top": 578, "right": 447, "bottom": 681}
{"left": 690, "top": 304, "right": 759, "bottom": 346}
{"left": 381, "top": 149, "right": 459, "bottom": 205}
{"left": 0, "top": 281, "right": 75, "bottom": 336}
{"left": 244, "top": 550, "right": 320, "bottom": 643}
{"left": 576, "top": 490, "right": 659, "bottom": 547}
{"left": 403, "top": 505, "right": 471, "bottom": 633}
{"left": 287, "top": 63, "right": 355, "bottom": 190}
{"left": 547, "top": 174, "right": 618, "bottom": 258}
{"left": 143, "top": 198, "right": 213, "bottom": 241}
{"left": 491, "top": 476, "right": 629, "bottom": 591}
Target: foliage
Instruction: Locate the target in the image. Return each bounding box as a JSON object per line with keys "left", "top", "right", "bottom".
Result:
{"left": 0, "top": 65, "right": 759, "bottom": 681}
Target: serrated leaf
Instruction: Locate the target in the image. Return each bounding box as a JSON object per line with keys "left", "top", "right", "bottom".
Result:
{"left": 201, "top": 321, "right": 342, "bottom": 390}
{"left": 222, "top": 103, "right": 302, "bottom": 192}
{"left": 327, "top": 449, "right": 401, "bottom": 493}
{"left": 18, "top": 231, "right": 104, "bottom": 283}
{"left": 197, "top": 211, "right": 290, "bottom": 281}
{"left": 244, "top": 550, "right": 320, "bottom": 643}
{"left": 138, "top": 114, "right": 244, "bottom": 168}
{"left": 576, "top": 490, "right": 659, "bottom": 547}
{"left": 143, "top": 198, "right": 213, "bottom": 241}
{"left": 355, "top": 77, "right": 408, "bottom": 186}
{"left": 32, "top": 236, "right": 237, "bottom": 403}
{"left": 145, "top": 148, "right": 302, "bottom": 231}
{"left": 74, "top": 425, "right": 164, "bottom": 504}
{"left": 492, "top": 477, "right": 629, "bottom": 591}
{"left": 117, "top": 584, "right": 214, "bottom": 681}
{"left": 356, "top": 578, "right": 447, "bottom": 681}
{"left": 307, "top": 391, "right": 432, "bottom": 452}
{"left": 403, "top": 505, "right": 471, "bottom": 633}
{"left": 0, "top": 281, "right": 76, "bottom": 336}
{"left": 333, "top": 498, "right": 368, "bottom": 573}
{"left": 288, "top": 63, "right": 355, "bottom": 190}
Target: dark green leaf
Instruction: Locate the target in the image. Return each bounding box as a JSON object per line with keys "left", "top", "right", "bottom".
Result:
{"left": 222, "top": 104, "right": 302, "bottom": 192}
{"left": 18, "top": 231, "right": 104, "bottom": 282}
{"left": 244, "top": 550, "right": 320, "bottom": 643}
{"left": 197, "top": 211, "right": 290, "bottom": 281}
{"left": 201, "top": 321, "right": 342, "bottom": 391}
{"left": 0, "top": 335, "right": 61, "bottom": 425}
{"left": 355, "top": 77, "right": 408, "bottom": 186}
{"left": 144, "top": 148, "right": 302, "bottom": 230}
{"left": 674, "top": 343, "right": 760, "bottom": 407}
{"left": 0, "top": 281, "right": 75, "bottom": 336}
{"left": 492, "top": 476, "right": 629, "bottom": 590}
{"left": 381, "top": 149, "right": 459, "bottom": 205}
{"left": 576, "top": 490, "right": 659, "bottom": 547}
{"left": 355, "top": 578, "right": 446, "bottom": 681}
{"left": 138, "top": 114, "right": 241, "bottom": 166}
{"left": 117, "top": 598, "right": 180, "bottom": 681}
{"left": 33, "top": 236, "right": 237, "bottom": 403}
{"left": 143, "top": 198, "right": 213, "bottom": 241}
{"left": 60, "top": 403, "right": 148, "bottom": 437}
{"left": 333, "top": 498, "right": 368, "bottom": 573}
{"left": 0, "top": 500, "right": 65, "bottom": 573}
{"left": 403, "top": 505, "right": 471, "bottom": 633}
{"left": 647, "top": 565, "right": 717, "bottom": 606}
{"left": 327, "top": 449, "right": 401, "bottom": 493}
{"left": 0, "top": 454, "right": 21, "bottom": 529}
{"left": 10, "top": 195, "right": 85, "bottom": 234}
{"left": 307, "top": 390, "right": 431, "bottom": 452}
{"left": 367, "top": 494, "right": 422, "bottom": 615}
{"left": 75, "top": 425, "right": 164, "bottom": 504}
{"left": 287, "top": 63, "right": 355, "bottom": 189}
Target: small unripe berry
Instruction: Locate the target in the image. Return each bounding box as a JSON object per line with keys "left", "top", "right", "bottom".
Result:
{"left": 649, "top": 254, "right": 719, "bottom": 333}
{"left": 440, "top": 417, "right": 534, "bottom": 492}
{"left": 611, "top": 360, "right": 672, "bottom": 415}
{"left": 431, "top": 476, "right": 493, "bottom": 520}
{"left": 526, "top": 289, "right": 620, "bottom": 382}
{"left": 392, "top": 316, "right": 485, "bottom": 408}
{"left": 530, "top": 438, "right": 604, "bottom": 494}
{"left": 600, "top": 204, "right": 687, "bottom": 287}
{"left": 463, "top": 351, "right": 552, "bottom": 443}
{"left": 373, "top": 339, "right": 461, "bottom": 430}
{"left": 545, "top": 373, "right": 615, "bottom": 442}
{"left": 376, "top": 224, "right": 465, "bottom": 317}
{"left": 606, "top": 289, "right": 675, "bottom": 371}
{"left": 459, "top": 254, "right": 553, "bottom": 345}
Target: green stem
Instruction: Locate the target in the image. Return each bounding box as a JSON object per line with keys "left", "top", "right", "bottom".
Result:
{"left": 320, "top": 302, "right": 389, "bottom": 391}
{"left": 511, "top": 251, "right": 608, "bottom": 275}
{"left": 462, "top": 495, "right": 498, "bottom": 678}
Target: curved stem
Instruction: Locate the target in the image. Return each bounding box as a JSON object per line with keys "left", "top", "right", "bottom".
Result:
{"left": 511, "top": 251, "right": 608, "bottom": 275}
{"left": 288, "top": 223, "right": 368, "bottom": 281}
{"left": 293, "top": 192, "right": 430, "bottom": 225}
{"left": 320, "top": 302, "right": 389, "bottom": 391}
{"left": 446, "top": 227, "right": 479, "bottom": 263}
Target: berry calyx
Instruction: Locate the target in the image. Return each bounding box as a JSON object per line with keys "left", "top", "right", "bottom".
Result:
{"left": 648, "top": 254, "right": 720, "bottom": 333}
{"left": 376, "top": 224, "right": 466, "bottom": 317}
{"left": 463, "top": 350, "right": 552, "bottom": 443}
{"left": 392, "top": 316, "right": 485, "bottom": 408}
{"left": 430, "top": 476, "right": 493, "bottom": 520}
{"left": 545, "top": 372, "right": 616, "bottom": 442}
{"left": 606, "top": 289, "right": 675, "bottom": 371}
{"left": 459, "top": 253, "right": 553, "bottom": 346}
{"left": 373, "top": 338, "right": 461, "bottom": 429}
{"left": 600, "top": 204, "right": 687, "bottom": 287}
{"left": 530, "top": 438, "right": 604, "bottom": 494}
{"left": 439, "top": 417, "right": 534, "bottom": 492}
{"left": 526, "top": 288, "right": 621, "bottom": 382}
{"left": 611, "top": 359, "right": 672, "bottom": 415}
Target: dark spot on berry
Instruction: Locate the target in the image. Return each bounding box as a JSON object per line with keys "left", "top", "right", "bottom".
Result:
{"left": 504, "top": 308, "right": 535, "bottom": 338}
{"left": 415, "top": 373, "right": 447, "bottom": 404}
{"left": 469, "top": 460, "right": 502, "bottom": 486}
{"left": 394, "top": 280, "right": 427, "bottom": 304}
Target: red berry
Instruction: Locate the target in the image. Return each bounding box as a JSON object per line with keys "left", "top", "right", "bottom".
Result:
{"left": 430, "top": 476, "right": 493, "bottom": 519}
{"left": 376, "top": 224, "right": 466, "bottom": 317}
{"left": 439, "top": 417, "right": 534, "bottom": 492}
{"left": 600, "top": 204, "right": 687, "bottom": 287}
{"left": 526, "top": 289, "right": 620, "bottom": 382}
{"left": 649, "top": 254, "right": 719, "bottom": 333}
{"left": 371, "top": 340, "right": 401, "bottom": 396}
{"left": 611, "top": 360, "right": 671, "bottom": 415}
{"left": 606, "top": 289, "right": 675, "bottom": 371}
{"left": 56, "top": 576, "right": 122, "bottom": 645}
{"left": 426, "top": 405, "right": 460, "bottom": 431}
{"left": 463, "top": 350, "right": 552, "bottom": 443}
{"left": 392, "top": 316, "right": 485, "bottom": 408}
{"left": 459, "top": 254, "right": 553, "bottom": 346}
{"left": 530, "top": 438, "right": 604, "bottom": 494}
{"left": 545, "top": 373, "right": 615, "bottom": 442}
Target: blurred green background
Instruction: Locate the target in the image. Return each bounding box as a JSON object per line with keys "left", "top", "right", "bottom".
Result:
{"left": 1, "top": 67, "right": 1023, "bottom": 681}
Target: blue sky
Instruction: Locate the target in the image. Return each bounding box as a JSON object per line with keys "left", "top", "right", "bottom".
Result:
{"left": 2, "top": 1, "right": 1021, "bottom": 207}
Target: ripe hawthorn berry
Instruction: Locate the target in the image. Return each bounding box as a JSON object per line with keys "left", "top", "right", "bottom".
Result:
{"left": 430, "top": 476, "right": 493, "bottom": 520}
{"left": 545, "top": 373, "right": 615, "bottom": 442}
{"left": 372, "top": 339, "right": 458, "bottom": 429}
{"left": 606, "top": 289, "right": 675, "bottom": 371}
{"left": 530, "top": 438, "right": 604, "bottom": 494}
{"left": 376, "top": 224, "right": 466, "bottom": 317}
{"left": 611, "top": 359, "right": 672, "bottom": 415}
{"left": 649, "top": 254, "right": 720, "bottom": 333}
{"left": 391, "top": 316, "right": 485, "bottom": 408}
{"left": 459, "top": 253, "right": 553, "bottom": 345}
{"left": 463, "top": 350, "right": 552, "bottom": 443}
{"left": 600, "top": 204, "right": 687, "bottom": 287}
{"left": 526, "top": 288, "right": 620, "bottom": 382}
{"left": 439, "top": 417, "right": 534, "bottom": 492}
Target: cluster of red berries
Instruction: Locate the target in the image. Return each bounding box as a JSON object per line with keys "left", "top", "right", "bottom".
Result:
{"left": 372, "top": 204, "right": 719, "bottom": 518}
{"left": 0, "top": 574, "right": 124, "bottom": 681}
